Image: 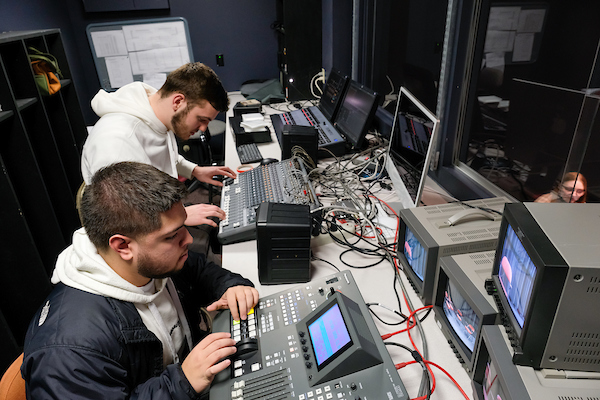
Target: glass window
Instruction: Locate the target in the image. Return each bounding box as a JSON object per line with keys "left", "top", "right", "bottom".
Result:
{"left": 439, "top": 0, "right": 600, "bottom": 203}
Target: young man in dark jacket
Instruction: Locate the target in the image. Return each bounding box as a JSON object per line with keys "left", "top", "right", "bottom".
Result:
{"left": 22, "top": 162, "right": 259, "bottom": 399}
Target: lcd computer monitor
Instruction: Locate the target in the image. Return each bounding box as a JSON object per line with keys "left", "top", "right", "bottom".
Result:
{"left": 472, "top": 325, "right": 600, "bottom": 400}
{"left": 432, "top": 251, "right": 499, "bottom": 376}
{"left": 319, "top": 69, "right": 349, "bottom": 122}
{"left": 398, "top": 197, "right": 510, "bottom": 305}
{"left": 333, "top": 80, "right": 379, "bottom": 149}
{"left": 491, "top": 202, "right": 600, "bottom": 372}
{"left": 385, "top": 86, "right": 439, "bottom": 209}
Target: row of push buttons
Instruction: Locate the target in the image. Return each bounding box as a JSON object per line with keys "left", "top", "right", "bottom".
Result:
{"left": 298, "top": 385, "right": 334, "bottom": 400}
{"left": 280, "top": 290, "right": 303, "bottom": 326}
{"left": 232, "top": 308, "right": 257, "bottom": 342}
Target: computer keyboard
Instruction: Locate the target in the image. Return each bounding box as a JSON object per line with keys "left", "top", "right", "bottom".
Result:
{"left": 236, "top": 143, "right": 263, "bottom": 164}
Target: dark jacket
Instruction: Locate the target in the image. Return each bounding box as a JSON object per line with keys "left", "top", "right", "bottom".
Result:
{"left": 22, "top": 251, "right": 253, "bottom": 399}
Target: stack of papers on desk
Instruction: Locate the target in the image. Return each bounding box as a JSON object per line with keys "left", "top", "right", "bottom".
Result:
{"left": 240, "top": 113, "right": 268, "bottom": 132}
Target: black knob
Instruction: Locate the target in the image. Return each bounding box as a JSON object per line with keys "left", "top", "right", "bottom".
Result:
{"left": 304, "top": 354, "right": 310, "bottom": 360}
{"left": 305, "top": 362, "right": 312, "bottom": 368}
{"left": 300, "top": 338, "right": 307, "bottom": 344}
{"left": 302, "top": 346, "right": 308, "bottom": 352}
{"left": 350, "top": 383, "right": 357, "bottom": 391}
{"left": 299, "top": 331, "right": 305, "bottom": 337}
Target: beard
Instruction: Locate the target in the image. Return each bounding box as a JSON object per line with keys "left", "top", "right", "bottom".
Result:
{"left": 137, "top": 252, "right": 183, "bottom": 280}
{"left": 171, "top": 106, "right": 193, "bottom": 141}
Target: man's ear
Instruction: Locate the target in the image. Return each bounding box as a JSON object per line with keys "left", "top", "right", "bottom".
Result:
{"left": 172, "top": 93, "right": 186, "bottom": 112}
{"left": 108, "top": 234, "right": 135, "bottom": 261}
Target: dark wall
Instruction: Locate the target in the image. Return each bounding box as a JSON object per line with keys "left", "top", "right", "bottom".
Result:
{"left": 1, "top": 0, "right": 279, "bottom": 125}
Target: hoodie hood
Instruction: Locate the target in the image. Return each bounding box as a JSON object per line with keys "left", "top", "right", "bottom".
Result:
{"left": 51, "top": 228, "right": 167, "bottom": 304}
{"left": 91, "top": 82, "right": 166, "bottom": 136}
{"left": 52, "top": 228, "right": 193, "bottom": 366}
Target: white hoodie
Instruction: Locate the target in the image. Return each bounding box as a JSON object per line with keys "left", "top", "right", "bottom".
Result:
{"left": 81, "top": 82, "right": 197, "bottom": 184}
{"left": 52, "top": 228, "right": 193, "bottom": 367}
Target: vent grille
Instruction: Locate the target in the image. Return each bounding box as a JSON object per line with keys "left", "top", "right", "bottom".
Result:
{"left": 557, "top": 396, "right": 600, "bottom": 400}
{"left": 562, "top": 332, "right": 600, "bottom": 367}
{"left": 587, "top": 275, "right": 600, "bottom": 294}
{"left": 468, "top": 251, "right": 496, "bottom": 265}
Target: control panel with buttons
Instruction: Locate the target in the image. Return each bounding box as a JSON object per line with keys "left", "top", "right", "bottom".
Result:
{"left": 210, "top": 271, "right": 409, "bottom": 400}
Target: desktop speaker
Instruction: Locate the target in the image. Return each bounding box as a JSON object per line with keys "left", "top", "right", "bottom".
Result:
{"left": 256, "top": 202, "right": 311, "bottom": 284}
{"left": 281, "top": 125, "right": 318, "bottom": 165}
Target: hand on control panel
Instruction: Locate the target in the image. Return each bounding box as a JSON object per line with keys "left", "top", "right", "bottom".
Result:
{"left": 206, "top": 285, "right": 260, "bottom": 322}
{"left": 181, "top": 332, "right": 237, "bottom": 393}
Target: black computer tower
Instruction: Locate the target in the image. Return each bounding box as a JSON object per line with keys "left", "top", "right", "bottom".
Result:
{"left": 275, "top": 0, "right": 322, "bottom": 101}
{"left": 256, "top": 202, "right": 311, "bottom": 284}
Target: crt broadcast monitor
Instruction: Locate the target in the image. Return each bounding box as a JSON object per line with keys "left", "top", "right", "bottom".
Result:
{"left": 491, "top": 202, "right": 600, "bottom": 372}
{"left": 385, "top": 86, "right": 439, "bottom": 209}
{"left": 398, "top": 197, "right": 509, "bottom": 305}
{"left": 472, "top": 325, "right": 600, "bottom": 400}
{"left": 333, "top": 80, "right": 379, "bottom": 150}
{"left": 432, "top": 251, "right": 499, "bottom": 376}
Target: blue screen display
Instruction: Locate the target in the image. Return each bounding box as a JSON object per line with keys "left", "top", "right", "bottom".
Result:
{"left": 498, "top": 224, "right": 537, "bottom": 328}
{"left": 404, "top": 226, "right": 427, "bottom": 281}
{"left": 308, "top": 303, "right": 352, "bottom": 367}
{"left": 443, "top": 279, "right": 480, "bottom": 352}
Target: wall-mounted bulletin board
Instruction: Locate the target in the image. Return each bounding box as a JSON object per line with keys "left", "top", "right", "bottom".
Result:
{"left": 87, "top": 17, "right": 194, "bottom": 91}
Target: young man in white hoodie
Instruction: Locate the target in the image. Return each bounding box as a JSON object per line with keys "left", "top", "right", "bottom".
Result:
{"left": 81, "top": 62, "right": 236, "bottom": 227}
{"left": 22, "top": 162, "right": 259, "bottom": 399}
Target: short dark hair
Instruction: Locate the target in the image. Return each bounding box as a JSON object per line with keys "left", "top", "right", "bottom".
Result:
{"left": 81, "top": 162, "right": 188, "bottom": 251}
{"left": 158, "top": 62, "right": 229, "bottom": 112}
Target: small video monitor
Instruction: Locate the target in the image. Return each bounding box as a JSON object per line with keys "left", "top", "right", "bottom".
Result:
{"left": 491, "top": 202, "right": 600, "bottom": 372}
{"left": 472, "top": 325, "right": 600, "bottom": 400}
{"left": 432, "top": 251, "right": 498, "bottom": 376}
{"left": 397, "top": 197, "right": 509, "bottom": 305}
{"left": 297, "top": 292, "right": 383, "bottom": 386}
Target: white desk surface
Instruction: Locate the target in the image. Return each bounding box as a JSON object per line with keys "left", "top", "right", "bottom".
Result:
{"left": 220, "top": 92, "right": 473, "bottom": 400}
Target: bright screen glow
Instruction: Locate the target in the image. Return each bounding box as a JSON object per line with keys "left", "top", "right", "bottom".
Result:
{"left": 404, "top": 226, "right": 427, "bottom": 281}
{"left": 308, "top": 303, "right": 352, "bottom": 367}
{"left": 483, "top": 357, "right": 506, "bottom": 400}
{"left": 443, "top": 279, "right": 480, "bottom": 352}
{"left": 498, "top": 224, "right": 537, "bottom": 328}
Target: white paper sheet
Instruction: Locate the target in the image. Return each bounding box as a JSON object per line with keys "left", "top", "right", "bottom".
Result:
{"left": 90, "top": 30, "right": 128, "bottom": 58}
{"left": 105, "top": 56, "right": 134, "bottom": 88}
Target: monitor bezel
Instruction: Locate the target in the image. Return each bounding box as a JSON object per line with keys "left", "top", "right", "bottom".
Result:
{"left": 433, "top": 255, "right": 499, "bottom": 375}
{"left": 490, "top": 203, "right": 568, "bottom": 366}
{"left": 333, "top": 80, "right": 379, "bottom": 149}
{"left": 319, "top": 69, "right": 349, "bottom": 122}
{"left": 471, "top": 325, "right": 530, "bottom": 400}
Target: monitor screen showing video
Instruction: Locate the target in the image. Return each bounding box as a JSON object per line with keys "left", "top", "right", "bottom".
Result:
{"left": 308, "top": 302, "right": 353, "bottom": 369}
{"left": 403, "top": 226, "right": 428, "bottom": 281}
{"left": 443, "top": 279, "right": 481, "bottom": 352}
{"left": 482, "top": 357, "right": 507, "bottom": 400}
{"left": 497, "top": 224, "right": 537, "bottom": 328}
